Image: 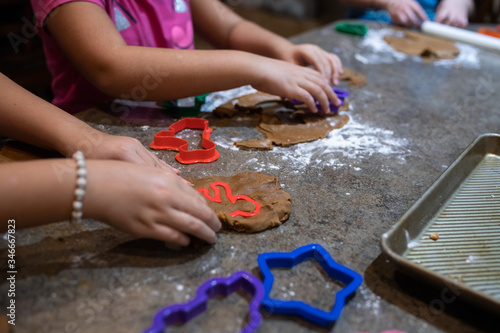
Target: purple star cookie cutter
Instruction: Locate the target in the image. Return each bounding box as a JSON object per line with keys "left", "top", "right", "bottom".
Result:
{"left": 258, "top": 243, "right": 362, "bottom": 326}
{"left": 143, "top": 270, "right": 264, "bottom": 333}
{"left": 290, "top": 87, "right": 349, "bottom": 113}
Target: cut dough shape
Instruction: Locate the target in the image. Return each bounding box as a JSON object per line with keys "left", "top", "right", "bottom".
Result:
{"left": 234, "top": 138, "right": 274, "bottom": 150}
{"left": 258, "top": 114, "right": 350, "bottom": 147}
{"left": 185, "top": 172, "right": 292, "bottom": 233}
{"left": 384, "top": 30, "right": 459, "bottom": 60}
{"left": 339, "top": 68, "right": 367, "bottom": 88}
{"left": 216, "top": 92, "right": 351, "bottom": 150}
{"left": 214, "top": 92, "right": 282, "bottom": 118}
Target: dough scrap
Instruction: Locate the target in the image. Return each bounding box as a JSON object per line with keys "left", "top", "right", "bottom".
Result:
{"left": 214, "top": 92, "right": 282, "bottom": 118}
{"left": 384, "top": 30, "right": 459, "bottom": 60}
{"left": 215, "top": 92, "right": 351, "bottom": 150}
{"left": 234, "top": 138, "right": 274, "bottom": 150}
{"left": 339, "top": 67, "right": 367, "bottom": 88}
{"left": 185, "top": 172, "right": 292, "bottom": 233}
{"left": 258, "top": 113, "right": 350, "bottom": 147}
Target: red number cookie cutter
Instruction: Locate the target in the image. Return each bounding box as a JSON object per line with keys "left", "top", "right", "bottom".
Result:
{"left": 150, "top": 118, "right": 219, "bottom": 164}
{"left": 197, "top": 182, "right": 261, "bottom": 217}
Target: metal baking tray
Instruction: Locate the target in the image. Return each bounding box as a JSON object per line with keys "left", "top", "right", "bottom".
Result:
{"left": 381, "top": 133, "right": 500, "bottom": 314}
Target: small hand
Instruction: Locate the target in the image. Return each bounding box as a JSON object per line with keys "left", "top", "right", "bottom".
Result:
{"left": 385, "top": 0, "right": 429, "bottom": 28}
{"left": 84, "top": 160, "right": 221, "bottom": 246}
{"left": 84, "top": 133, "right": 179, "bottom": 174}
{"left": 435, "top": 0, "right": 471, "bottom": 28}
{"left": 251, "top": 57, "right": 340, "bottom": 114}
{"left": 278, "top": 44, "right": 343, "bottom": 85}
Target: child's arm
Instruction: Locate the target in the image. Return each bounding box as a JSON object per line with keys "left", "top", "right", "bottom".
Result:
{"left": 342, "top": 0, "right": 429, "bottom": 27}
{"left": 0, "top": 74, "right": 174, "bottom": 171}
{"left": 435, "top": 0, "right": 473, "bottom": 28}
{"left": 0, "top": 159, "right": 220, "bottom": 245}
{"left": 46, "top": 2, "right": 338, "bottom": 113}
{"left": 191, "top": 0, "right": 343, "bottom": 85}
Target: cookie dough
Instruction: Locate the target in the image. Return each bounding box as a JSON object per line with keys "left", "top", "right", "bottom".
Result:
{"left": 258, "top": 113, "right": 350, "bottom": 147}
{"left": 339, "top": 67, "right": 367, "bottom": 88}
{"left": 234, "top": 138, "right": 274, "bottom": 150}
{"left": 384, "top": 30, "right": 459, "bottom": 60}
{"left": 215, "top": 92, "right": 351, "bottom": 150}
{"left": 185, "top": 172, "right": 292, "bottom": 233}
{"left": 214, "top": 92, "right": 282, "bottom": 118}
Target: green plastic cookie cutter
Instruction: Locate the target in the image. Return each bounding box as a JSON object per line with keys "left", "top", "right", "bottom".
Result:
{"left": 335, "top": 22, "right": 368, "bottom": 37}
{"left": 163, "top": 94, "right": 209, "bottom": 117}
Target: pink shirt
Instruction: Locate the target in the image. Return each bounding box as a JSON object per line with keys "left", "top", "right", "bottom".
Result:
{"left": 32, "top": 0, "right": 194, "bottom": 113}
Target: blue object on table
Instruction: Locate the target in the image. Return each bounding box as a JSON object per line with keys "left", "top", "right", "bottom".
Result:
{"left": 143, "top": 271, "right": 265, "bottom": 333}
{"left": 290, "top": 88, "right": 349, "bottom": 114}
{"left": 257, "top": 244, "right": 363, "bottom": 326}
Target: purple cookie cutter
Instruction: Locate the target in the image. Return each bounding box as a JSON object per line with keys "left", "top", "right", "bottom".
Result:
{"left": 144, "top": 270, "right": 265, "bottom": 333}
{"left": 291, "top": 87, "right": 349, "bottom": 113}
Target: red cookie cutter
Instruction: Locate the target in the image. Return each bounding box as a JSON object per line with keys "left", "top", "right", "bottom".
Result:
{"left": 150, "top": 118, "right": 219, "bottom": 164}
{"left": 197, "top": 182, "right": 261, "bottom": 217}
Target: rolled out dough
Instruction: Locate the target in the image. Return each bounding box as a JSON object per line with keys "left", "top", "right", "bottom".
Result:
{"left": 258, "top": 113, "right": 350, "bottom": 147}
{"left": 339, "top": 67, "right": 367, "bottom": 88}
{"left": 215, "top": 92, "right": 351, "bottom": 150}
{"left": 185, "top": 172, "right": 292, "bottom": 233}
{"left": 214, "top": 92, "right": 282, "bottom": 118}
{"left": 384, "top": 30, "right": 459, "bottom": 60}
{"left": 234, "top": 138, "right": 274, "bottom": 150}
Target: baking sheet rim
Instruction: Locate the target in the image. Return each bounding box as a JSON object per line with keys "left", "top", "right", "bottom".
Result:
{"left": 381, "top": 133, "right": 500, "bottom": 315}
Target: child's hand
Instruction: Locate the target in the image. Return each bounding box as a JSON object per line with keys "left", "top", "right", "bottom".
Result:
{"left": 82, "top": 133, "right": 179, "bottom": 174}
{"left": 85, "top": 160, "right": 221, "bottom": 246}
{"left": 278, "top": 44, "right": 343, "bottom": 85}
{"left": 251, "top": 57, "right": 340, "bottom": 113}
{"left": 384, "top": 0, "right": 429, "bottom": 27}
{"left": 435, "top": 0, "right": 471, "bottom": 28}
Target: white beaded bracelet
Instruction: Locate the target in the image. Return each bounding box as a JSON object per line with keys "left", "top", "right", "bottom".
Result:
{"left": 71, "top": 151, "right": 87, "bottom": 223}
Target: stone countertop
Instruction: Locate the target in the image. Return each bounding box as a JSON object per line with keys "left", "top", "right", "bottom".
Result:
{"left": 1, "top": 22, "right": 499, "bottom": 333}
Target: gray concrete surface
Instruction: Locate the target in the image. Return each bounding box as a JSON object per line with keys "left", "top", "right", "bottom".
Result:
{"left": 1, "top": 22, "right": 499, "bottom": 333}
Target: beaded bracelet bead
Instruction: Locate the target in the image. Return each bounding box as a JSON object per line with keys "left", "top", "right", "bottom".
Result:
{"left": 71, "top": 151, "right": 87, "bottom": 223}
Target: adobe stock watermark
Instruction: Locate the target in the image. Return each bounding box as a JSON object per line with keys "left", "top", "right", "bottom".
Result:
{"left": 7, "top": 6, "right": 62, "bottom": 54}
{"left": 423, "top": 280, "right": 462, "bottom": 322}
{"left": 6, "top": 219, "right": 17, "bottom": 326}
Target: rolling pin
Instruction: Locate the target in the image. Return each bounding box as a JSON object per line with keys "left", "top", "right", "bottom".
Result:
{"left": 421, "top": 21, "right": 500, "bottom": 52}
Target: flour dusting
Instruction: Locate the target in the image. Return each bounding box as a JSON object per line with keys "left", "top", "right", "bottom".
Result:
{"left": 356, "top": 27, "right": 480, "bottom": 68}
{"left": 270, "top": 113, "right": 409, "bottom": 171}
{"left": 204, "top": 85, "right": 410, "bottom": 172}
{"left": 356, "top": 285, "right": 382, "bottom": 316}
{"left": 214, "top": 110, "right": 410, "bottom": 172}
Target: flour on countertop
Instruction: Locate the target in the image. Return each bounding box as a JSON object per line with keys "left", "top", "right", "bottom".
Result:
{"left": 353, "top": 27, "right": 480, "bottom": 68}
{"left": 201, "top": 85, "right": 410, "bottom": 173}
{"left": 214, "top": 110, "right": 410, "bottom": 172}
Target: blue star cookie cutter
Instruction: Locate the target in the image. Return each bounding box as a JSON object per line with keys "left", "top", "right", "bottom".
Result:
{"left": 257, "top": 243, "right": 363, "bottom": 326}
{"left": 143, "top": 270, "right": 264, "bottom": 333}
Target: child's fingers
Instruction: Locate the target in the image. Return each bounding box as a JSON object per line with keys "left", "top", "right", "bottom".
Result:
{"left": 164, "top": 240, "right": 184, "bottom": 251}
{"left": 309, "top": 52, "right": 332, "bottom": 83}
{"left": 295, "top": 87, "right": 318, "bottom": 113}
{"left": 303, "top": 79, "right": 330, "bottom": 114}
{"left": 177, "top": 182, "right": 221, "bottom": 232}
{"left": 328, "top": 55, "right": 342, "bottom": 85}
{"left": 410, "top": 2, "right": 429, "bottom": 23}
{"left": 147, "top": 150, "right": 180, "bottom": 174}
{"left": 325, "top": 85, "right": 340, "bottom": 108}
{"left": 150, "top": 223, "right": 192, "bottom": 246}
{"left": 160, "top": 209, "right": 218, "bottom": 244}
